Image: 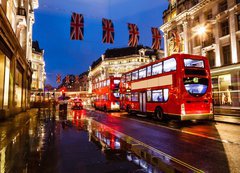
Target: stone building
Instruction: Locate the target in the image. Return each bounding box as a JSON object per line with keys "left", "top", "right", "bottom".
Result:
{"left": 88, "top": 46, "right": 164, "bottom": 93}
{"left": 0, "top": 0, "right": 38, "bottom": 118}
{"left": 160, "top": 0, "right": 240, "bottom": 109}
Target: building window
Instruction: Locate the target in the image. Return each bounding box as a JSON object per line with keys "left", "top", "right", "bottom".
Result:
{"left": 222, "top": 45, "right": 232, "bottom": 65}
{"left": 205, "top": 10, "right": 213, "bottom": 20}
{"left": 219, "top": 0, "right": 228, "bottom": 13}
{"left": 206, "top": 50, "right": 215, "bottom": 68}
{"left": 221, "top": 20, "right": 229, "bottom": 36}
{"left": 237, "top": 14, "right": 240, "bottom": 30}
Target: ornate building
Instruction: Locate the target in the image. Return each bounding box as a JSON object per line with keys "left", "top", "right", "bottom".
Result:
{"left": 0, "top": 0, "right": 38, "bottom": 118}
{"left": 160, "top": 0, "right": 240, "bottom": 109}
{"left": 30, "top": 41, "right": 45, "bottom": 101}
{"left": 88, "top": 45, "right": 164, "bottom": 93}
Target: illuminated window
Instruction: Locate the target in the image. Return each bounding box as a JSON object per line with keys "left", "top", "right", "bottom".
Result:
{"left": 221, "top": 20, "right": 229, "bottom": 36}
{"left": 147, "top": 66, "right": 151, "bottom": 77}
{"left": 126, "top": 73, "right": 131, "bottom": 82}
{"left": 132, "top": 71, "right": 138, "bottom": 80}
{"left": 139, "top": 68, "right": 146, "bottom": 79}
{"left": 147, "top": 90, "right": 151, "bottom": 102}
{"left": 3, "top": 57, "right": 10, "bottom": 107}
{"left": 222, "top": 45, "right": 231, "bottom": 65}
{"left": 163, "top": 58, "right": 176, "bottom": 72}
{"left": 152, "top": 90, "right": 163, "bottom": 102}
{"left": 15, "top": 68, "right": 23, "bottom": 108}
{"left": 131, "top": 92, "right": 138, "bottom": 101}
{"left": 152, "top": 62, "right": 162, "bottom": 75}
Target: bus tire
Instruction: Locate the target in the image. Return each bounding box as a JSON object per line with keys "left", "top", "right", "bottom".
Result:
{"left": 126, "top": 105, "right": 131, "bottom": 113}
{"left": 155, "top": 107, "right": 164, "bottom": 121}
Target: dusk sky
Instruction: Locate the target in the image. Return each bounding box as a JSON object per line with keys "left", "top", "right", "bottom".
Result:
{"left": 33, "top": 0, "right": 169, "bottom": 87}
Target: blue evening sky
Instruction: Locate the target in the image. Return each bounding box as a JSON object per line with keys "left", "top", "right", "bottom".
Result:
{"left": 33, "top": 0, "right": 169, "bottom": 87}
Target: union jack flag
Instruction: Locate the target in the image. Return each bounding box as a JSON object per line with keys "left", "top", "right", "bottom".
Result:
{"left": 128, "top": 23, "right": 139, "bottom": 47}
{"left": 70, "top": 13, "right": 84, "bottom": 40}
{"left": 102, "top": 18, "right": 114, "bottom": 43}
{"left": 151, "top": 27, "right": 161, "bottom": 50}
{"left": 65, "top": 75, "right": 70, "bottom": 84}
{"left": 56, "top": 74, "right": 61, "bottom": 84}
{"left": 75, "top": 75, "right": 79, "bottom": 84}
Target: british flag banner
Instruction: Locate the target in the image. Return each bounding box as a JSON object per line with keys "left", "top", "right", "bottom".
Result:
{"left": 102, "top": 18, "right": 114, "bottom": 43}
{"left": 56, "top": 74, "right": 61, "bottom": 84}
{"left": 128, "top": 23, "right": 139, "bottom": 47}
{"left": 65, "top": 75, "right": 70, "bottom": 84}
{"left": 151, "top": 27, "right": 161, "bottom": 50}
{"left": 75, "top": 75, "right": 79, "bottom": 84}
{"left": 70, "top": 13, "right": 84, "bottom": 40}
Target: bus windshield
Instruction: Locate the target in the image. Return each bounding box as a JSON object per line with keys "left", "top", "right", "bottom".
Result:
{"left": 183, "top": 77, "right": 208, "bottom": 97}
{"left": 184, "top": 58, "right": 204, "bottom": 68}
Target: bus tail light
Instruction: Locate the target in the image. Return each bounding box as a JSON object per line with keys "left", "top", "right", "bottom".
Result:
{"left": 181, "top": 103, "right": 185, "bottom": 115}
{"left": 210, "top": 102, "right": 213, "bottom": 114}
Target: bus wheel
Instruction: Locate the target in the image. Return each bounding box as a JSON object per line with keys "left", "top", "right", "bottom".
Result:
{"left": 126, "top": 105, "right": 131, "bottom": 113}
{"left": 155, "top": 107, "right": 164, "bottom": 121}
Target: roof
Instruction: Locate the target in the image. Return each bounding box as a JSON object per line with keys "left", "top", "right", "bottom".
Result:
{"left": 32, "top": 41, "right": 43, "bottom": 53}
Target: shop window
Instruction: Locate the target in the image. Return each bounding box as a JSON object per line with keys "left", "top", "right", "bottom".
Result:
{"left": 219, "top": 74, "right": 232, "bottom": 105}
{"left": 15, "top": 68, "right": 23, "bottom": 108}
{"left": 222, "top": 45, "right": 232, "bottom": 65}
{"left": 3, "top": 57, "right": 10, "bottom": 107}
{"left": 221, "top": 20, "right": 229, "bottom": 36}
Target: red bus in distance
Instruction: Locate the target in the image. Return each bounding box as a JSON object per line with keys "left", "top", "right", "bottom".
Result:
{"left": 93, "top": 76, "right": 121, "bottom": 111}
{"left": 120, "top": 54, "right": 213, "bottom": 121}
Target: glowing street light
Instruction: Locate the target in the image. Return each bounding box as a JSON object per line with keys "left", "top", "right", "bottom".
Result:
{"left": 197, "top": 25, "right": 206, "bottom": 36}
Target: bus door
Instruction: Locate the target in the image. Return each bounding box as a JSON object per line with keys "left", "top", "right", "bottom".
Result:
{"left": 139, "top": 92, "right": 146, "bottom": 112}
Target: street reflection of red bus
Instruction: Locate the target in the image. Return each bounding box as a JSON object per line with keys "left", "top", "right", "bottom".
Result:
{"left": 93, "top": 76, "right": 120, "bottom": 111}
{"left": 120, "top": 54, "right": 213, "bottom": 121}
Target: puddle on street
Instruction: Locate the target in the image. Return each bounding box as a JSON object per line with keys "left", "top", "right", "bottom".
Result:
{"left": 0, "top": 110, "right": 166, "bottom": 173}
{"left": 1, "top": 109, "right": 197, "bottom": 173}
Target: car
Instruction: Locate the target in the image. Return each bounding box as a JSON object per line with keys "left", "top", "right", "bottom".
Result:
{"left": 71, "top": 99, "right": 83, "bottom": 110}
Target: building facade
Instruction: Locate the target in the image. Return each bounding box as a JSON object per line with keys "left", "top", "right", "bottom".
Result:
{"left": 88, "top": 46, "right": 164, "bottom": 94}
{"left": 160, "top": 0, "right": 240, "bottom": 109}
{"left": 30, "top": 41, "right": 45, "bottom": 101}
{"left": 0, "top": 0, "right": 38, "bottom": 119}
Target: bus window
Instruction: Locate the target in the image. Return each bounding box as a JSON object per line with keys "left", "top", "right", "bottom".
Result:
{"left": 126, "top": 73, "right": 131, "bottom": 82}
{"left": 163, "top": 89, "right": 169, "bottom": 101}
{"left": 163, "top": 58, "right": 176, "bottom": 72}
{"left": 152, "top": 62, "right": 162, "bottom": 75}
{"left": 126, "top": 94, "right": 131, "bottom": 101}
{"left": 107, "top": 79, "right": 110, "bottom": 86}
{"left": 184, "top": 59, "right": 204, "bottom": 68}
{"left": 132, "top": 71, "right": 138, "bottom": 80}
{"left": 147, "top": 90, "right": 151, "bottom": 102}
{"left": 183, "top": 77, "right": 208, "bottom": 96}
{"left": 147, "top": 66, "right": 152, "bottom": 77}
{"left": 152, "top": 90, "right": 163, "bottom": 102}
{"left": 139, "top": 68, "right": 146, "bottom": 79}
{"left": 131, "top": 92, "right": 138, "bottom": 101}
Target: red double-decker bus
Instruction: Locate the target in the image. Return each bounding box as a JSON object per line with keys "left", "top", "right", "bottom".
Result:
{"left": 92, "top": 76, "right": 121, "bottom": 111}
{"left": 120, "top": 54, "right": 213, "bottom": 121}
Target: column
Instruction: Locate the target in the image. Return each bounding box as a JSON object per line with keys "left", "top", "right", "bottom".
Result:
{"left": 229, "top": 10, "right": 238, "bottom": 63}
{"left": 163, "top": 32, "right": 168, "bottom": 57}
{"left": 214, "top": 21, "right": 221, "bottom": 67}
{"left": 182, "top": 21, "right": 189, "bottom": 53}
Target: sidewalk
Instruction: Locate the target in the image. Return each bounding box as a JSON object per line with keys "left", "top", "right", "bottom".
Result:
{"left": 214, "top": 106, "right": 240, "bottom": 125}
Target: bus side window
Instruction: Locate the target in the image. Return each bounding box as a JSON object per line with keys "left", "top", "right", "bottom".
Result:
{"left": 152, "top": 62, "right": 162, "bottom": 75}
{"left": 163, "top": 89, "right": 169, "bottom": 101}
{"left": 147, "top": 66, "right": 152, "bottom": 77}
{"left": 131, "top": 92, "right": 138, "bottom": 101}
{"left": 163, "top": 58, "right": 176, "bottom": 72}
{"left": 147, "top": 90, "right": 151, "bottom": 102}
{"left": 152, "top": 90, "right": 163, "bottom": 102}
